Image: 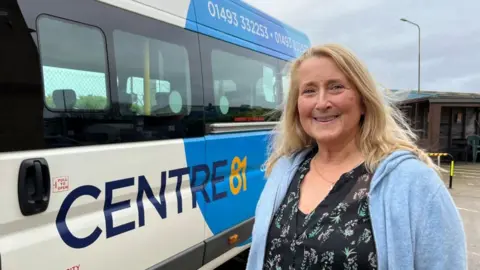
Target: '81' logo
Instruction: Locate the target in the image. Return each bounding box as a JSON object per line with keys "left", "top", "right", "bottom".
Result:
{"left": 229, "top": 156, "right": 247, "bottom": 195}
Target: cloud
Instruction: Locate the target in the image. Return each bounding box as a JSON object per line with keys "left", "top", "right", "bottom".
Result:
{"left": 243, "top": 0, "right": 480, "bottom": 93}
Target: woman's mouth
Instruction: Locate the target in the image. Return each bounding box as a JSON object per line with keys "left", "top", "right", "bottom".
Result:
{"left": 313, "top": 115, "right": 339, "bottom": 123}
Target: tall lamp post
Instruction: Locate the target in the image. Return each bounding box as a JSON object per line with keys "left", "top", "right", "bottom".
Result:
{"left": 400, "top": 18, "right": 421, "bottom": 130}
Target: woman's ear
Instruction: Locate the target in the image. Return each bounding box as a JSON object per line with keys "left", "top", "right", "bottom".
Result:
{"left": 359, "top": 104, "right": 366, "bottom": 124}
{"left": 361, "top": 100, "right": 367, "bottom": 115}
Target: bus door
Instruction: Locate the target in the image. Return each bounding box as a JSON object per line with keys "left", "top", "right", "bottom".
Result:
{"left": 196, "top": 33, "right": 281, "bottom": 265}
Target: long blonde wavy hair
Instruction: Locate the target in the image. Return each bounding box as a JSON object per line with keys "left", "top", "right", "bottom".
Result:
{"left": 264, "top": 43, "right": 440, "bottom": 177}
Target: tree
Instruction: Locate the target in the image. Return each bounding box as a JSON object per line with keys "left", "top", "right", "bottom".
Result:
{"left": 44, "top": 94, "right": 107, "bottom": 110}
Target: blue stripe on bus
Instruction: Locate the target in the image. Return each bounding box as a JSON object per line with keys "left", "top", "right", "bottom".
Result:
{"left": 184, "top": 131, "right": 271, "bottom": 236}
{"left": 185, "top": 0, "right": 198, "bottom": 31}
{"left": 197, "top": 24, "right": 293, "bottom": 61}
{"left": 186, "top": 0, "right": 310, "bottom": 60}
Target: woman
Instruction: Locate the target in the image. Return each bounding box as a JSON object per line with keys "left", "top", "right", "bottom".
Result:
{"left": 246, "top": 44, "right": 466, "bottom": 270}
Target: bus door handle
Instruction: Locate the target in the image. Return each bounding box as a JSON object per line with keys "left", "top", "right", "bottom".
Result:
{"left": 18, "top": 158, "right": 51, "bottom": 216}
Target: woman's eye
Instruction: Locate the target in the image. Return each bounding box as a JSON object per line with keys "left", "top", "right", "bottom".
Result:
{"left": 330, "top": 84, "right": 344, "bottom": 91}
{"left": 302, "top": 89, "right": 315, "bottom": 94}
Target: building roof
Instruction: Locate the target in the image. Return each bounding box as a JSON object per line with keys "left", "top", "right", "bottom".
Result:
{"left": 388, "top": 89, "right": 480, "bottom": 104}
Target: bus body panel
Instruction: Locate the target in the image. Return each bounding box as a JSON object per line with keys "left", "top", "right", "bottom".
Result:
{"left": 0, "top": 140, "right": 207, "bottom": 269}
{"left": 197, "top": 131, "right": 270, "bottom": 236}
{"left": 96, "top": 0, "right": 197, "bottom": 30}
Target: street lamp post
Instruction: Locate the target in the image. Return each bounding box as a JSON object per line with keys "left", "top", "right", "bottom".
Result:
{"left": 400, "top": 18, "right": 421, "bottom": 130}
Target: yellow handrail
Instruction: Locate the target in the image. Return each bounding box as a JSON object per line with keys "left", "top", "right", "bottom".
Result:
{"left": 143, "top": 39, "right": 151, "bottom": 116}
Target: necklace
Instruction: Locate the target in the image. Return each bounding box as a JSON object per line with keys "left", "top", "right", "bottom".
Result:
{"left": 310, "top": 155, "right": 336, "bottom": 191}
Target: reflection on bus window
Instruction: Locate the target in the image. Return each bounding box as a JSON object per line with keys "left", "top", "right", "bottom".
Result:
{"left": 281, "top": 62, "right": 292, "bottom": 103}
{"left": 113, "top": 30, "right": 191, "bottom": 116}
{"left": 282, "top": 75, "right": 291, "bottom": 101}
{"left": 211, "top": 49, "right": 277, "bottom": 115}
{"left": 37, "top": 16, "right": 109, "bottom": 111}
{"left": 126, "top": 77, "right": 172, "bottom": 113}
{"left": 256, "top": 66, "right": 276, "bottom": 103}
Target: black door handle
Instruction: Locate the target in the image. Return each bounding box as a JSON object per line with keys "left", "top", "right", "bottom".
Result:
{"left": 18, "top": 158, "right": 51, "bottom": 216}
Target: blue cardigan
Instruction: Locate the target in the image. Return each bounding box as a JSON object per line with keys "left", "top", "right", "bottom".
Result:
{"left": 246, "top": 149, "right": 467, "bottom": 270}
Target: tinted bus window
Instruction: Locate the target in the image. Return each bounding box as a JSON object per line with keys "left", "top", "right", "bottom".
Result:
{"left": 113, "top": 30, "right": 192, "bottom": 117}
{"left": 107, "top": 5, "right": 205, "bottom": 139}
{"left": 211, "top": 49, "right": 277, "bottom": 113}
{"left": 37, "top": 15, "right": 109, "bottom": 111}
{"left": 200, "top": 35, "right": 282, "bottom": 123}
{"left": 278, "top": 60, "right": 292, "bottom": 103}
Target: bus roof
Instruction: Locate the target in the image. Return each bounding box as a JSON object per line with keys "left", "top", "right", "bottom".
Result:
{"left": 98, "top": 0, "right": 311, "bottom": 61}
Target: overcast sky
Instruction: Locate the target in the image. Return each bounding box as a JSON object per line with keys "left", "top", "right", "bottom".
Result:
{"left": 243, "top": 0, "right": 480, "bottom": 93}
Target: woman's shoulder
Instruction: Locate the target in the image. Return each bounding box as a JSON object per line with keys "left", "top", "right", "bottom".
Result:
{"left": 374, "top": 151, "right": 466, "bottom": 269}
{"left": 392, "top": 155, "right": 443, "bottom": 189}
{"left": 375, "top": 150, "right": 444, "bottom": 194}
{"left": 374, "top": 150, "right": 453, "bottom": 217}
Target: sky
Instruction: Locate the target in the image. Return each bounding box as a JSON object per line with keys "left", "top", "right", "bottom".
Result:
{"left": 243, "top": 0, "right": 480, "bottom": 93}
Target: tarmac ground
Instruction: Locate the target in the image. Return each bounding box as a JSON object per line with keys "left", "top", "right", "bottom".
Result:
{"left": 441, "top": 162, "right": 480, "bottom": 270}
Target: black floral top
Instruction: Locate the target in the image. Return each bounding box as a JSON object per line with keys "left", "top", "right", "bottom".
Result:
{"left": 263, "top": 149, "right": 378, "bottom": 270}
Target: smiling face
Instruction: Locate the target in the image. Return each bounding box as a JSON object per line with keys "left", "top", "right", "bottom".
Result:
{"left": 297, "top": 56, "right": 365, "bottom": 146}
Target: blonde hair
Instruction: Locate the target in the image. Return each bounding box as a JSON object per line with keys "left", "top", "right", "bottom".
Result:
{"left": 264, "top": 43, "right": 440, "bottom": 176}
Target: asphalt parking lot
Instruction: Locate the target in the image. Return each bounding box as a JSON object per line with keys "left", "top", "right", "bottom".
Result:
{"left": 441, "top": 162, "right": 480, "bottom": 270}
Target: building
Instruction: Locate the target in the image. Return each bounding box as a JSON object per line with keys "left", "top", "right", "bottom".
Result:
{"left": 391, "top": 90, "right": 480, "bottom": 161}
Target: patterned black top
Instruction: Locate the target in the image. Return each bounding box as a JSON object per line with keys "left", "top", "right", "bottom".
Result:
{"left": 263, "top": 149, "right": 378, "bottom": 270}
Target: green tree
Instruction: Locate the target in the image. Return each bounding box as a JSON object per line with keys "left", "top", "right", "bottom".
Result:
{"left": 76, "top": 95, "right": 107, "bottom": 110}
{"left": 44, "top": 94, "right": 107, "bottom": 110}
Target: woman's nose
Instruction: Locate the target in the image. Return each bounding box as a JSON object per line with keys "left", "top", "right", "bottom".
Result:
{"left": 314, "top": 90, "right": 330, "bottom": 110}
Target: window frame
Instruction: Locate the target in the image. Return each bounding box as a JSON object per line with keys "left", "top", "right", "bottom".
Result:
{"left": 36, "top": 14, "right": 112, "bottom": 113}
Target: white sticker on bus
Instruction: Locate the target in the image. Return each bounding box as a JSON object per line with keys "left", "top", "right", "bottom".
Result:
{"left": 53, "top": 176, "right": 70, "bottom": 193}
